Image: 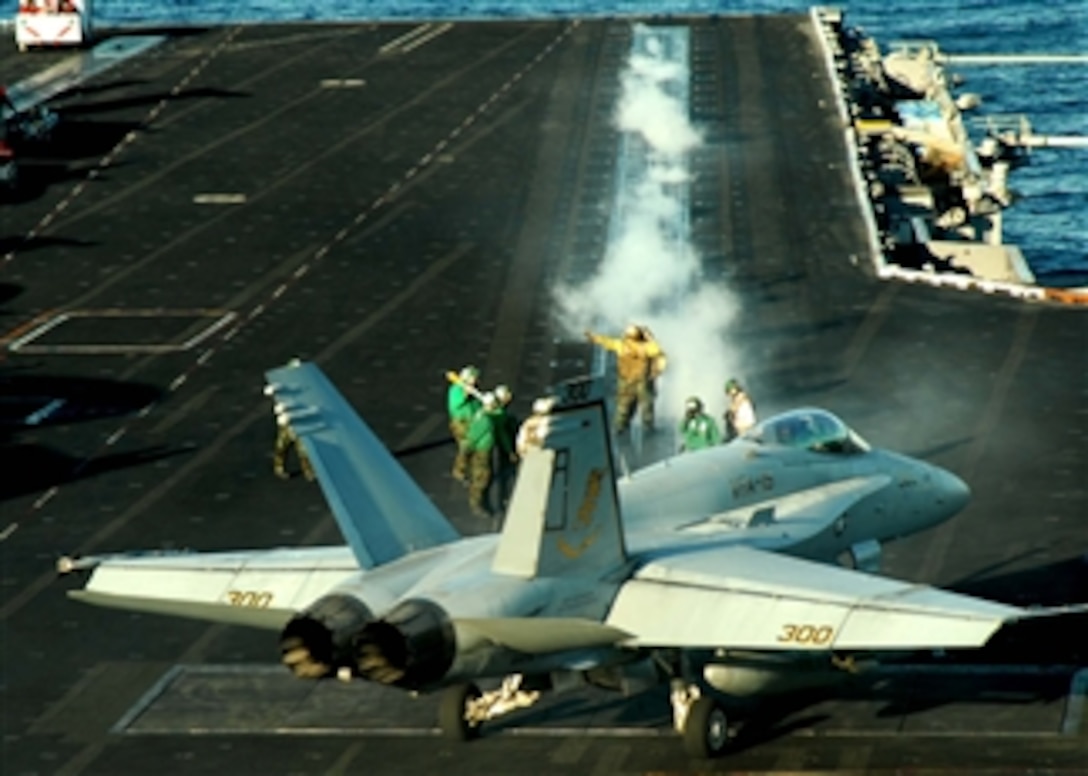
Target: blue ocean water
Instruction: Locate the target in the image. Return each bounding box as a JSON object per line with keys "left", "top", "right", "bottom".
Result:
{"left": 4, "top": 0, "right": 1086, "bottom": 285}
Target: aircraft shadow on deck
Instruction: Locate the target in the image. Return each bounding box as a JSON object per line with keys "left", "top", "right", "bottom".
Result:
{"left": 0, "top": 441, "right": 193, "bottom": 501}
{"left": 0, "top": 234, "right": 99, "bottom": 256}
{"left": 0, "top": 282, "right": 21, "bottom": 307}
{"left": 476, "top": 628, "right": 1078, "bottom": 746}
{"left": 5, "top": 141, "right": 138, "bottom": 204}
{"left": 861, "top": 669, "right": 1071, "bottom": 718}
{"left": 57, "top": 86, "right": 250, "bottom": 119}
{"left": 6, "top": 94, "right": 241, "bottom": 202}
{"left": 0, "top": 371, "right": 177, "bottom": 501}
{"left": 36, "top": 118, "right": 146, "bottom": 159}
{"left": 950, "top": 552, "right": 1088, "bottom": 608}
{"left": 54, "top": 79, "right": 150, "bottom": 100}
{"left": 0, "top": 372, "right": 162, "bottom": 432}
{"left": 946, "top": 556, "right": 1088, "bottom": 665}
{"left": 722, "top": 660, "right": 1071, "bottom": 752}
{"left": 476, "top": 661, "right": 1070, "bottom": 753}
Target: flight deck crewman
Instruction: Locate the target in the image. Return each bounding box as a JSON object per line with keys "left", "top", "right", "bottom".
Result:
{"left": 516, "top": 396, "right": 555, "bottom": 457}
{"left": 463, "top": 391, "right": 500, "bottom": 518}
{"left": 678, "top": 396, "right": 720, "bottom": 452}
{"left": 273, "top": 413, "right": 314, "bottom": 481}
{"left": 447, "top": 365, "right": 481, "bottom": 483}
{"left": 724, "top": 378, "right": 757, "bottom": 441}
{"left": 585, "top": 324, "right": 667, "bottom": 434}
{"left": 492, "top": 385, "right": 518, "bottom": 512}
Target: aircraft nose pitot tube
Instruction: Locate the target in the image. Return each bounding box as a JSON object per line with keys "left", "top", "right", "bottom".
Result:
{"left": 280, "top": 594, "right": 375, "bottom": 679}
{"left": 351, "top": 599, "right": 457, "bottom": 690}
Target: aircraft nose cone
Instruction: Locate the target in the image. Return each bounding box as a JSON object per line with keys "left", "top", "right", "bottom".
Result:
{"left": 934, "top": 467, "right": 971, "bottom": 517}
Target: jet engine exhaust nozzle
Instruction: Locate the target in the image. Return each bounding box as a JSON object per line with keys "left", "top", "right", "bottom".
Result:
{"left": 351, "top": 598, "right": 456, "bottom": 691}
{"left": 280, "top": 594, "right": 374, "bottom": 679}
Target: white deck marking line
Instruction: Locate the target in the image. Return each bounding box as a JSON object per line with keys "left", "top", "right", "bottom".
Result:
{"left": 192, "top": 193, "right": 247, "bottom": 204}
{"left": 320, "top": 78, "right": 366, "bottom": 88}
{"left": 109, "top": 665, "right": 186, "bottom": 734}
{"left": 7, "top": 310, "right": 238, "bottom": 355}
{"left": 399, "top": 23, "right": 454, "bottom": 54}
{"left": 378, "top": 23, "right": 433, "bottom": 54}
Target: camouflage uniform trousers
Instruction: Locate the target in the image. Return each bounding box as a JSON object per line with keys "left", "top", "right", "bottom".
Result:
{"left": 466, "top": 448, "right": 493, "bottom": 516}
{"left": 450, "top": 419, "right": 470, "bottom": 482}
{"left": 614, "top": 379, "right": 655, "bottom": 433}
{"left": 493, "top": 451, "right": 518, "bottom": 512}
{"left": 723, "top": 410, "right": 738, "bottom": 442}
{"left": 273, "top": 425, "right": 314, "bottom": 480}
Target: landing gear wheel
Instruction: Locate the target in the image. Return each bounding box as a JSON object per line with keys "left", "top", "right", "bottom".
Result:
{"left": 439, "top": 682, "right": 481, "bottom": 741}
{"left": 682, "top": 696, "right": 730, "bottom": 758}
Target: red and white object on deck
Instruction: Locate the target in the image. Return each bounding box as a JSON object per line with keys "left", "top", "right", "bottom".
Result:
{"left": 15, "top": 0, "right": 93, "bottom": 51}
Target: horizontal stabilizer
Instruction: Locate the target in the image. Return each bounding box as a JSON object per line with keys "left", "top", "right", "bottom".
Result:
{"left": 265, "top": 361, "right": 459, "bottom": 569}
{"left": 607, "top": 546, "right": 1036, "bottom": 651}
{"left": 1003, "top": 602, "right": 1088, "bottom": 622}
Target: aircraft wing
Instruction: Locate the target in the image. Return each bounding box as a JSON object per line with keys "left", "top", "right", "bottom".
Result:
{"left": 63, "top": 547, "right": 359, "bottom": 629}
{"left": 606, "top": 545, "right": 1075, "bottom": 651}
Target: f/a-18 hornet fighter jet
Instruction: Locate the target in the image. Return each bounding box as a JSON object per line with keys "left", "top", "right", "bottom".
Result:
{"left": 59, "top": 361, "right": 1085, "bottom": 758}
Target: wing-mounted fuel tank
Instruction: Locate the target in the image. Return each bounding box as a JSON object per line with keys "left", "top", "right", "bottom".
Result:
{"left": 702, "top": 652, "right": 860, "bottom": 697}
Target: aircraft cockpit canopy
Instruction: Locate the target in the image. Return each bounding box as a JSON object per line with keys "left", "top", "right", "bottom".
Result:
{"left": 742, "top": 408, "right": 870, "bottom": 454}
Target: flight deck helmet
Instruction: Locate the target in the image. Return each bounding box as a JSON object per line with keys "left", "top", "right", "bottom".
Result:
{"left": 725, "top": 378, "right": 741, "bottom": 395}
{"left": 685, "top": 396, "right": 703, "bottom": 414}
{"left": 532, "top": 396, "right": 555, "bottom": 415}
{"left": 459, "top": 365, "right": 480, "bottom": 385}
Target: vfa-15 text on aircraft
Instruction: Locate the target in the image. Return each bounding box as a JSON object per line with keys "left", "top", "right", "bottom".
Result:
{"left": 57, "top": 361, "right": 1084, "bottom": 757}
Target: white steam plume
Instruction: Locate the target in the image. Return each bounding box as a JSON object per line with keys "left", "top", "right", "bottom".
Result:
{"left": 554, "top": 25, "right": 743, "bottom": 429}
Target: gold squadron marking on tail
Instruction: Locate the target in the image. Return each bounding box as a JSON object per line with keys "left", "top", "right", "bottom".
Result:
{"left": 557, "top": 468, "right": 605, "bottom": 560}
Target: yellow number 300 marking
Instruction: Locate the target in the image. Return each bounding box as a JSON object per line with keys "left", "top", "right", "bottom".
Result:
{"left": 776, "top": 623, "right": 834, "bottom": 645}
{"left": 225, "top": 590, "right": 273, "bottom": 608}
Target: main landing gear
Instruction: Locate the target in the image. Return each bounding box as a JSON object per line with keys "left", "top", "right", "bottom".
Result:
{"left": 438, "top": 669, "right": 736, "bottom": 759}
{"left": 671, "top": 679, "right": 734, "bottom": 758}
{"left": 439, "top": 674, "right": 542, "bottom": 740}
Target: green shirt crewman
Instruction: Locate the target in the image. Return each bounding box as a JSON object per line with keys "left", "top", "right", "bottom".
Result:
{"left": 463, "top": 392, "right": 499, "bottom": 517}
{"left": 678, "top": 396, "right": 721, "bottom": 452}
{"left": 447, "top": 365, "right": 481, "bottom": 483}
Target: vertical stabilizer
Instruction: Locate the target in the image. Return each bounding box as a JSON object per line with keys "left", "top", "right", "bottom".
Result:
{"left": 264, "top": 361, "right": 459, "bottom": 569}
{"left": 493, "top": 375, "right": 627, "bottom": 579}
